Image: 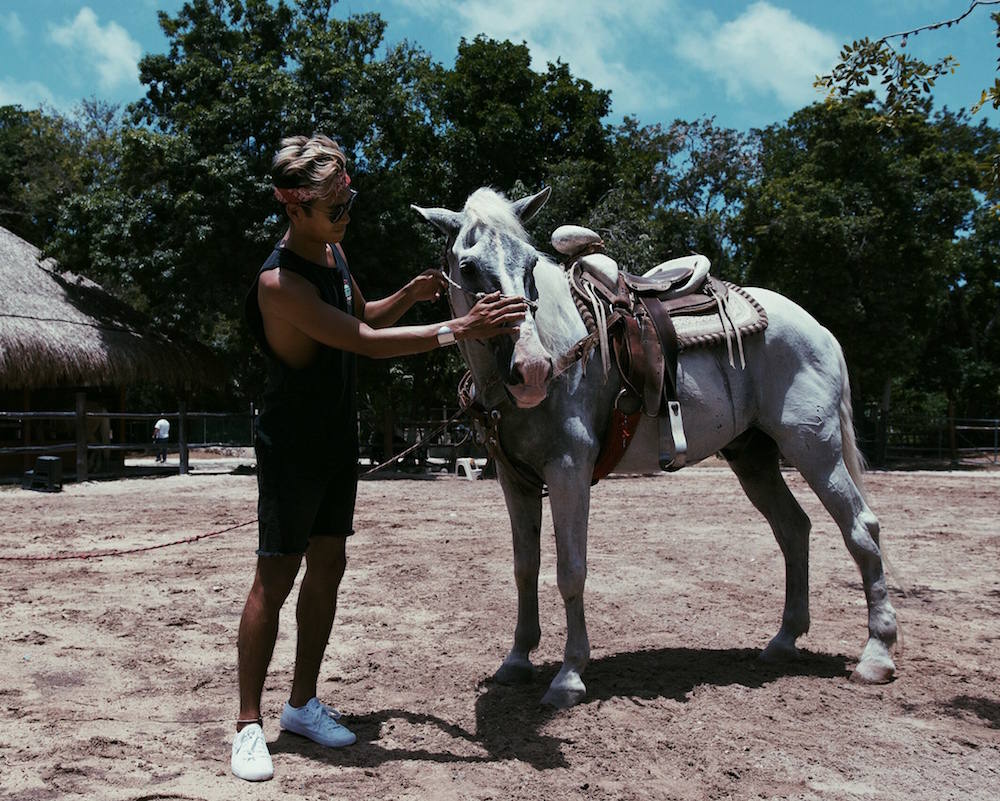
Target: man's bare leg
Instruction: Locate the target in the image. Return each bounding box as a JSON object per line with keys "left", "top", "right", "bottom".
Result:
{"left": 289, "top": 536, "right": 347, "bottom": 707}
{"left": 237, "top": 554, "right": 302, "bottom": 729}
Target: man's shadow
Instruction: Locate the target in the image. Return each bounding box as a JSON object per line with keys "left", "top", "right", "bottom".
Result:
{"left": 269, "top": 645, "right": 848, "bottom": 770}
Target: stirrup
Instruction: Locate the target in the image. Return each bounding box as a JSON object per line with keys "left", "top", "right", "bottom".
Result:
{"left": 658, "top": 401, "right": 687, "bottom": 470}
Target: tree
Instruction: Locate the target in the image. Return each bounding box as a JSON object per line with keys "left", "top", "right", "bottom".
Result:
{"left": 924, "top": 200, "right": 1000, "bottom": 418}
{"left": 426, "top": 36, "right": 613, "bottom": 205}
{"left": 738, "top": 95, "right": 991, "bottom": 456}
{"left": 0, "top": 101, "right": 118, "bottom": 245}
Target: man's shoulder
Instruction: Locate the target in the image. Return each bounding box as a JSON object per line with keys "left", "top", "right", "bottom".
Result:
{"left": 257, "top": 266, "right": 318, "bottom": 300}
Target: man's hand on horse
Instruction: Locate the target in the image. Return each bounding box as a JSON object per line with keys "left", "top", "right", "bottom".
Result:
{"left": 409, "top": 269, "right": 449, "bottom": 302}
{"left": 458, "top": 292, "right": 529, "bottom": 340}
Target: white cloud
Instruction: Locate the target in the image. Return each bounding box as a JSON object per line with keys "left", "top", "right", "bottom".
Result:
{"left": 394, "top": 0, "right": 678, "bottom": 118}
{"left": 676, "top": 2, "right": 839, "bottom": 108}
{"left": 0, "top": 77, "right": 57, "bottom": 109}
{"left": 1, "top": 11, "right": 26, "bottom": 42}
{"left": 48, "top": 7, "right": 142, "bottom": 91}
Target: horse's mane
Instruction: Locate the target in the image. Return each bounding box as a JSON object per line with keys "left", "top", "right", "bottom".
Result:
{"left": 463, "top": 188, "right": 528, "bottom": 243}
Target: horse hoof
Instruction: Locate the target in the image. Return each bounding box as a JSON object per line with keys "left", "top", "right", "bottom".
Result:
{"left": 850, "top": 658, "right": 895, "bottom": 684}
{"left": 759, "top": 640, "right": 799, "bottom": 663}
{"left": 494, "top": 661, "right": 535, "bottom": 686}
{"left": 541, "top": 685, "right": 586, "bottom": 709}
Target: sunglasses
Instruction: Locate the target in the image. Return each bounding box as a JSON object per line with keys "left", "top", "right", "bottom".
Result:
{"left": 305, "top": 189, "right": 358, "bottom": 223}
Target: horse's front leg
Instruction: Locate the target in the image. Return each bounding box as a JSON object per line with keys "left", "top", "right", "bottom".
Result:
{"left": 493, "top": 473, "right": 543, "bottom": 685}
{"left": 541, "top": 462, "right": 593, "bottom": 708}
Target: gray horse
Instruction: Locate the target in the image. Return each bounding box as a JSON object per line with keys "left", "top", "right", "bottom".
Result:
{"left": 414, "top": 187, "right": 897, "bottom": 708}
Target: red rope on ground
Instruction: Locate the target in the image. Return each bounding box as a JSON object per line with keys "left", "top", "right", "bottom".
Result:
{"left": 0, "top": 519, "right": 258, "bottom": 562}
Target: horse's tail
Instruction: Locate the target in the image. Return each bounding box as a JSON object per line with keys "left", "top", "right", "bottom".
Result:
{"left": 836, "top": 344, "right": 867, "bottom": 502}
{"left": 837, "top": 341, "right": 907, "bottom": 603}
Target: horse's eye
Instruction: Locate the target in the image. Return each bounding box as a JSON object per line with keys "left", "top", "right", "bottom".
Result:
{"left": 459, "top": 257, "right": 476, "bottom": 274}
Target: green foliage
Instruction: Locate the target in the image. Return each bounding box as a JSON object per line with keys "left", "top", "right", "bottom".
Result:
{"left": 816, "top": 5, "right": 1000, "bottom": 118}
{"left": 739, "top": 95, "right": 993, "bottom": 415}
{"left": 0, "top": 100, "right": 119, "bottom": 245}
{"left": 816, "top": 37, "right": 958, "bottom": 120}
{"left": 816, "top": 4, "right": 1000, "bottom": 195}
{"left": 431, "top": 36, "right": 612, "bottom": 203}
{"left": 562, "top": 116, "right": 756, "bottom": 282}
{"left": 928, "top": 204, "right": 1000, "bottom": 415}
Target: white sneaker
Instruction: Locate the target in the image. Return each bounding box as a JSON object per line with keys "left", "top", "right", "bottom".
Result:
{"left": 231, "top": 723, "right": 274, "bottom": 781}
{"left": 280, "top": 698, "right": 356, "bottom": 747}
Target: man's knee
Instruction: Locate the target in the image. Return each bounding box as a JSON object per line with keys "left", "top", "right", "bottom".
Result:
{"left": 252, "top": 555, "right": 302, "bottom": 606}
{"left": 305, "top": 537, "right": 348, "bottom": 583}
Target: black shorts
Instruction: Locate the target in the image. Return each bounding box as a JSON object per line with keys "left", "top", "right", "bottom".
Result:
{"left": 255, "top": 442, "right": 358, "bottom": 556}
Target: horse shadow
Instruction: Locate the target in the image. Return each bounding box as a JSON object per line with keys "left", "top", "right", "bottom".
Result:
{"left": 945, "top": 694, "right": 1000, "bottom": 729}
{"left": 269, "top": 645, "right": 848, "bottom": 770}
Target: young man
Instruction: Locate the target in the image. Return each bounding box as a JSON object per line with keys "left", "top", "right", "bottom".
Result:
{"left": 232, "top": 134, "right": 526, "bottom": 781}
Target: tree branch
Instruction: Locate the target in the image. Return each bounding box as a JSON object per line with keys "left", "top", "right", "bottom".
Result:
{"left": 875, "top": 1, "right": 1000, "bottom": 47}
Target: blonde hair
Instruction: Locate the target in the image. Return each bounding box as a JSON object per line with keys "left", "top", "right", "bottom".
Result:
{"left": 271, "top": 134, "right": 348, "bottom": 201}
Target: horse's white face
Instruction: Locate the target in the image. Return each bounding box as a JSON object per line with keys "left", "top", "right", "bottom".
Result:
{"left": 413, "top": 187, "right": 561, "bottom": 409}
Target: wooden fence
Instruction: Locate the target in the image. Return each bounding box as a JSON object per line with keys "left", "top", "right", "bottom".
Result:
{"left": 0, "top": 392, "right": 254, "bottom": 480}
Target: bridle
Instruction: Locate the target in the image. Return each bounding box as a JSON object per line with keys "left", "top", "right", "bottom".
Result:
{"left": 442, "top": 242, "right": 615, "bottom": 495}
{"left": 439, "top": 247, "right": 605, "bottom": 386}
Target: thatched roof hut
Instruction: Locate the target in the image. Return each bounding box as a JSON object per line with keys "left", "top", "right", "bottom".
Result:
{"left": 0, "top": 225, "right": 222, "bottom": 390}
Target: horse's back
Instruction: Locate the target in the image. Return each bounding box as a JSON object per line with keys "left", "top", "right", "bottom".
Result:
{"left": 748, "top": 288, "right": 843, "bottom": 362}
{"left": 674, "top": 288, "right": 848, "bottom": 462}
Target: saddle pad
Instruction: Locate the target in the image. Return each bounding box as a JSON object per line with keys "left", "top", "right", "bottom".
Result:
{"left": 673, "top": 282, "right": 768, "bottom": 351}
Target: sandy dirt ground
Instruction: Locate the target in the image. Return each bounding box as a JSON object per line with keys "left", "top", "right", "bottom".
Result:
{"left": 1, "top": 459, "right": 999, "bottom": 801}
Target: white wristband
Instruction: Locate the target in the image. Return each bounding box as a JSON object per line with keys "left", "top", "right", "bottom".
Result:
{"left": 436, "top": 325, "right": 456, "bottom": 346}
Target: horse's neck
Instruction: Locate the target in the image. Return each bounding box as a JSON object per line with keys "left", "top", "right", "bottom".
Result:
{"left": 534, "top": 259, "right": 588, "bottom": 354}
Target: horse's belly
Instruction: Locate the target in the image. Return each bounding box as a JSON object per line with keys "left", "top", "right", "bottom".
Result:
{"left": 611, "top": 352, "right": 753, "bottom": 475}
{"left": 612, "top": 415, "right": 661, "bottom": 474}
{"left": 610, "top": 411, "right": 735, "bottom": 475}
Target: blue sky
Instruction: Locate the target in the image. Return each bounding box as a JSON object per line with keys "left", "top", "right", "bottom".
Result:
{"left": 1, "top": 1, "right": 997, "bottom": 131}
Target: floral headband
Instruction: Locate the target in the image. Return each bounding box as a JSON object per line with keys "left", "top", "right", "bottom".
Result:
{"left": 273, "top": 169, "right": 351, "bottom": 204}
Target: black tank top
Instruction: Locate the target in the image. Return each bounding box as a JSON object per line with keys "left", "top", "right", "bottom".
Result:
{"left": 245, "top": 244, "right": 358, "bottom": 466}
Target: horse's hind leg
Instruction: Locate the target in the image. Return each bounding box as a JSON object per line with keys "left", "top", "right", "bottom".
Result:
{"left": 723, "top": 429, "right": 812, "bottom": 661}
{"left": 494, "top": 477, "right": 543, "bottom": 686}
{"left": 778, "top": 435, "right": 897, "bottom": 684}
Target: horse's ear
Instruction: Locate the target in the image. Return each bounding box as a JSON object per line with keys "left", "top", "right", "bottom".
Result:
{"left": 511, "top": 186, "right": 552, "bottom": 223}
{"left": 411, "top": 204, "right": 462, "bottom": 237}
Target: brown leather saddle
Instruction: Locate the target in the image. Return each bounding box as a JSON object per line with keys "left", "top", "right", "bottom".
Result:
{"left": 568, "top": 260, "right": 726, "bottom": 420}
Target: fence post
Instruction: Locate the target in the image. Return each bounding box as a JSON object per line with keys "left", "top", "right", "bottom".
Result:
{"left": 178, "top": 398, "right": 189, "bottom": 475}
{"left": 948, "top": 401, "right": 957, "bottom": 465}
{"left": 22, "top": 387, "right": 31, "bottom": 474}
{"left": 75, "top": 391, "right": 88, "bottom": 482}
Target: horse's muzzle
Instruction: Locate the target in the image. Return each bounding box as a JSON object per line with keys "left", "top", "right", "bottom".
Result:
{"left": 506, "top": 382, "right": 550, "bottom": 409}
{"left": 506, "top": 340, "right": 553, "bottom": 408}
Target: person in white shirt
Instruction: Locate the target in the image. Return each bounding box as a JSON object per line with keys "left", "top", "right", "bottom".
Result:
{"left": 152, "top": 417, "right": 170, "bottom": 463}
